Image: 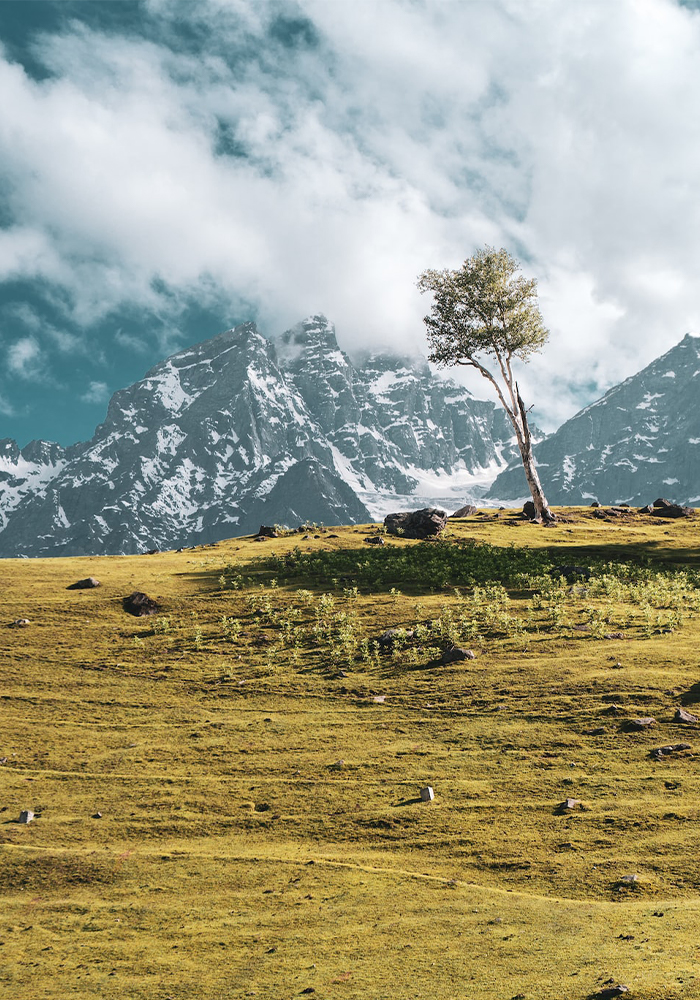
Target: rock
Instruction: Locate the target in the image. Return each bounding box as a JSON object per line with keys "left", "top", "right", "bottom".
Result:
{"left": 622, "top": 717, "right": 656, "bottom": 731}
{"left": 652, "top": 503, "right": 694, "bottom": 519}
{"left": 604, "top": 632, "right": 626, "bottom": 640}
{"left": 145, "top": 548, "right": 159, "bottom": 555}
{"left": 619, "top": 874, "right": 638, "bottom": 883}
{"left": 67, "top": 577, "right": 101, "bottom": 590}
{"left": 638, "top": 504, "right": 654, "bottom": 514}
{"left": 384, "top": 507, "right": 448, "bottom": 539}
{"left": 18, "top": 810, "right": 34, "bottom": 824}
{"left": 420, "top": 786, "right": 435, "bottom": 802}
{"left": 372, "top": 695, "right": 386, "bottom": 703}
{"left": 254, "top": 535, "right": 268, "bottom": 542}
{"left": 601, "top": 704, "right": 622, "bottom": 715}
{"left": 377, "top": 628, "right": 414, "bottom": 648}
{"left": 556, "top": 798, "right": 581, "bottom": 814}
{"left": 450, "top": 504, "right": 478, "bottom": 518}
{"left": 257, "top": 525, "right": 278, "bottom": 538}
{"left": 123, "top": 591, "right": 159, "bottom": 616}
{"left": 11, "top": 618, "right": 30, "bottom": 627}
{"left": 675, "top": 706, "right": 698, "bottom": 724}
{"left": 364, "top": 535, "right": 385, "bottom": 545}
{"left": 596, "top": 985, "right": 629, "bottom": 998}
{"left": 92, "top": 811, "right": 103, "bottom": 819}
{"left": 522, "top": 501, "right": 537, "bottom": 519}
{"left": 590, "top": 500, "right": 601, "bottom": 507}
{"left": 585, "top": 727, "right": 606, "bottom": 736}
{"left": 653, "top": 497, "right": 674, "bottom": 508}
{"left": 651, "top": 742, "right": 692, "bottom": 760}
{"left": 440, "top": 646, "right": 476, "bottom": 664}
{"left": 550, "top": 564, "right": 591, "bottom": 582}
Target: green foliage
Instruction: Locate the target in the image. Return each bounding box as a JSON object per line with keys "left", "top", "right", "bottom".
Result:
{"left": 417, "top": 245, "right": 549, "bottom": 368}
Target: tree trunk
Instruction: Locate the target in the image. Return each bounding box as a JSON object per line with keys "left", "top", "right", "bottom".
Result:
{"left": 515, "top": 383, "right": 556, "bottom": 524}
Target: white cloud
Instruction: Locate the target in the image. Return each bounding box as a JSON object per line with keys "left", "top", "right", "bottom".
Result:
{"left": 0, "top": 1, "right": 700, "bottom": 428}
{"left": 7, "top": 337, "right": 43, "bottom": 380}
{"left": 81, "top": 380, "right": 109, "bottom": 404}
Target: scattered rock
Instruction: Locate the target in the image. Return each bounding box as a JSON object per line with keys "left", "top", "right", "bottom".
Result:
{"left": 92, "top": 811, "right": 103, "bottom": 819}
{"left": 622, "top": 717, "right": 656, "bottom": 731}
{"left": 254, "top": 535, "right": 268, "bottom": 542}
{"left": 450, "top": 504, "right": 478, "bottom": 518}
{"left": 675, "top": 706, "right": 698, "bottom": 724}
{"left": 604, "top": 632, "right": 626, "bottom": 640}
{"left": 638, "top": 504, "right": 654, "bottom": 514}
{"left": 619, "top": 874, "right": 638, "bottom": 884}
{"left": 328, "top": 760, "right": 344, "bottom": 771}
{"left": 595, "top": 985, "right": 629, "bottom": 999}
{"left": 420, "top": 786, "right": 435, "bottom": 802}
{"left": 372, "top": 695, "right": 386, "bottom": 703}
{"left": 522, "top": 501, "right": 537, "bottom": 519}
{"left": 18, "top": 810, "right": 34, "bottom": 824}
{"left": 653, "top": 497, "right": 673, "bottom": 508}
{"left": 257, "top": 525, "right": 278, "bottom": 538}
{"left": 585, "top": 727, "right": 606, "bottom": 736}
{"left": 11, "top": 618, "right": 30, "bottom": 627}
{"left": 67, "top": 577, "right": 100, "bottom": 590}
{"left": 651, "top": 743, "right": 692, "bottom": 760}
{"left": 440, "top": 646, "right": 476, "bottom": 664}
{"left": 652, "top": 503, "right": 694, "bottom": 519}
{"left": 144, "top": 548, "right": 159, "bottom": 555}
{"left": 384, "top": 507, "right": 448, "bottom": 539}
{"left": 123, "top": 591, "right": 159, "bottom": 616}
{"left": 556, "top": 798, "right": 582, "bottom": 814}
{"left": 364, "top": 535, "right": 385, "bottom": 545}
{"left": 254, "top": 803, "right": 271, "bottom": 812}
{"left": 590, "top": 500, "right": 601, "bottom": 507}
{"left": 601, "top": 704, "right": 623, "bottom": 715}
{"left": 377, "top": 628, "right": 414, "bottom": 648}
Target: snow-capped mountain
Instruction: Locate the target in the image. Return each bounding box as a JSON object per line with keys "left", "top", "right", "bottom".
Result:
{"left": 489, "top": 333, "right": 700, "bottom": 506}
{"left": 0, "top": 316, "right": 516, "bottom": 557}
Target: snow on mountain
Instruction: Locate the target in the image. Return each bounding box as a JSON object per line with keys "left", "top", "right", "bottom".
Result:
{"left": 489, "top": 333, "right": 700, "bottom": 506}
{"left": 0, "top": 438, "right": 66, "bottom": 532}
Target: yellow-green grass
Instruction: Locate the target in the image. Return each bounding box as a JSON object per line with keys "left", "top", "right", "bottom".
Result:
{"left": 2, "top": 509, "right": 700, "bottom": 999}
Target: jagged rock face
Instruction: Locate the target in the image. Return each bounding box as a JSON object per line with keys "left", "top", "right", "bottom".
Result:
{"left": 0, "top": 315, "right": 521, "bottom": 557}
{"left": 490, "top": 333, "right": 700, "bottom": 506}
{"left": 0, "top": 438, "right": 66, "bottom": 532}
{"left": 277, "top": 316, "right": 517, "bottom": 497}
{"left": 0, "top": 323, "right": 370, "bottom": 556}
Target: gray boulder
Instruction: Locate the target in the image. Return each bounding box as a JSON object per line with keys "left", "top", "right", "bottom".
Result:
{"left": 384, "top": 507, "right": 447, "bottom": 539}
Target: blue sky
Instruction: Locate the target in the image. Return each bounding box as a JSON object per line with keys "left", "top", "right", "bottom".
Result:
{"left": 1, "top": 0, "right": 700, "bottom": 446}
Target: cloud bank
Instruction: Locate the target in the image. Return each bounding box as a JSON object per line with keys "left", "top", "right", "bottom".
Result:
{"left": 1, "top": 0, "right": 699, "bottom": 433}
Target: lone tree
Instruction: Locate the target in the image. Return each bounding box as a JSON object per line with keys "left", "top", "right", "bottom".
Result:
{"left": 417, "top": 245, "right": 555, "bottom": 523}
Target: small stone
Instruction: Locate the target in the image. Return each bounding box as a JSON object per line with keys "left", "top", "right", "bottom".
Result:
{"left": 556, "top": 798, "right": 581, "bottom": 814}
{"left": 620, "top": 873, "right": 638, "bottom": 883}
{"left": 123, "top": 591, "right": 159, "bottom": 616}
{"left": 586, "top": 727, "right": 606, "bottom": 736}
{"left": 372, "top": 695, "right": 386, "bottom": 703}
{"left": 92, "top": 812, "right": 103, "bottom": 819}
{"left": 604, "top": 632, "right": 626, "bottom": 640}
{"left": 420, "top": 786, "right": 435, "bottom": 802}
{"left": 651, "top": 742, "right": 692, "bottom": 760}
{"left": 623, "top": 717, "right": 656, "bottom": 731}
{"left": 18, "top": 810, "right": 34, "bottom": 824}
{"left": 441, "top": 646, "right": 476, "bottom": 664}
{"left": 12, "top": 618, "right": 30, "bottom": 627}
{"left": 364, "top": 535, "right": 385, "bottom": 545}
{"left": 67, "top": 577, "right": 100, "bottom": 590}
{"left": 328, "top": 760, "right": 344, "bottom": 771}
{"left": 675, "top": 707, "right": 698, "bottom": 724}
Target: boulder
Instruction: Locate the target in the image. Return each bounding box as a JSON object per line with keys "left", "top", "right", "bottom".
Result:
{"left": 638, "top": 504, "right": 654, "bottom": 514}
{"left": 257, "top": 525, "right": 278, "bottom": 538}
{"left": 450, "top": 504, "right": 478, "bottom": 518}
{"left": 18, "top": 809, "right": 34, "bottom": 824}
{"left": 420, "top": 786, "right": 435, "bottom": 802}
{"left": 440, "top": 646, "right": 476, "bottom": 664}
{"left": 675, "top": 706, "right": 698, "bottom": 724}
{"left": 123, "top": 591, "right": 159, "bottom": 616}
{"left": 652, "top": 504, "right": 693, "bottom": 519}
{"left": 384, "top": 508, "right": 447, "bottom": 539}
{"left": 364, "top": 535, "right": 385, "bottom": 545}
{"left": 653, "top": 497, "right": 674, "bottom": 508}
{"left": 67, "top": 577, "right": 100, "bottom": 590}
{"left": 622, "top": 717, "right": 656, "bottom": 731}
{"left": 522, "top": 501, "right": 537, "bottom": 519}
{"left": 651, "top": 742, "right": 692, "bottom": 760}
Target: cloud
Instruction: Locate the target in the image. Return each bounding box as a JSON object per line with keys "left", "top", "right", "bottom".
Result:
{"left": 81, "top": 380, "right": 109, "bottom": 404}
{"left": 0, "top": 0, "right": 700, "bottom": 429}
{"left": 7, "top": 336, "right": 43, "bottom": 379}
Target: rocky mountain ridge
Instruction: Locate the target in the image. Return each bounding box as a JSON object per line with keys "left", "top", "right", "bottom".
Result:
{"left": 489, "top": 333, "right": 700, "bottom": 506}
{"left": 0, "top": 316, "right": 517, "bottom": 556}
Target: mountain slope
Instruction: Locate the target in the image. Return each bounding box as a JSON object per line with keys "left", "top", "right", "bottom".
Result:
{"left": 490, "top": 333, "right": 700, "bottom": 505}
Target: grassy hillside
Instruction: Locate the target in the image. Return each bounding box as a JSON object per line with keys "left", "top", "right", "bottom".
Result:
{"left": 2, "top": 507, "right": 700, "bottom": 999}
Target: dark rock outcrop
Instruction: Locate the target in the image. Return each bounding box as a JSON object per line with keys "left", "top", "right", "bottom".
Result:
{"left": 123, "top": 592, "right": 159, "bottom": 616}
{"left": 384, "top": 508, "right": 448, "bottom": 539}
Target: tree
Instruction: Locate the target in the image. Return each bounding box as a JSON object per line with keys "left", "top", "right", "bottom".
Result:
{"left": 417, "top": 245, "right": 555, "bottom": 523}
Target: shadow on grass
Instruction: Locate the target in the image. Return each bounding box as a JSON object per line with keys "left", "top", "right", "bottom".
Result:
{"left": 393, "top": 797, "right": 423, "bottom": 807}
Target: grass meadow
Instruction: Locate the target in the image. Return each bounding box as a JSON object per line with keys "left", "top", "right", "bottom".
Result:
{"left": 2, "top": 507, "right": 700, "bottom": 999}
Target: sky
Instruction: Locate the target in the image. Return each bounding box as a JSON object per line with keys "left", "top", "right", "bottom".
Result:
{"left": 1, "top": 0, "right": 700, "bottom": 447}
